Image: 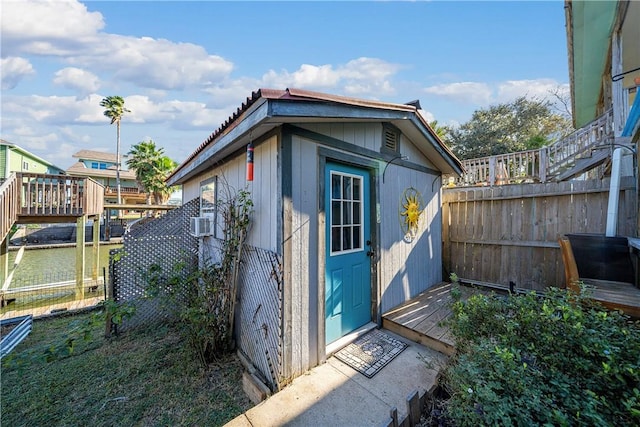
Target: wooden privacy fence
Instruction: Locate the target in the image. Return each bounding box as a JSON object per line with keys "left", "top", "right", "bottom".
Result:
{"left": 442, "top": 176, "right": 637, "bottom": 292}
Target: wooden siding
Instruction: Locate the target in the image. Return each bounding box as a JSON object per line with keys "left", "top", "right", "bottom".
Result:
{"left": 297, "top": 122, "right": 383, "bottom": 154}
{"left": 183, "top": 135, "right": 279, "bottom": 253}
{"left": 378, "top": 165, "right": 443, "bottom": 314}
{"left": 288, "top": 135, "right": 320, "bottom": 377}
{"left": 443, "top": 177, "right": 637, "bottom": 292}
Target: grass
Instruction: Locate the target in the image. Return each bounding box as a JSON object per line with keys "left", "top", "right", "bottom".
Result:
{"left": 1, "top": 311, "right": 253, "bottom": 426}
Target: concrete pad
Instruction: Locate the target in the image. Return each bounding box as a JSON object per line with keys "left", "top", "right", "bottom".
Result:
{"left": 328, "top": 331, "right": 448, "bottom": 423}
{"left": 228, "top": 329, "right": 449, "bottom": 427}
{"left": 225, "top": 414, "right": 252, "bottom": 427}
{"left": 244, "top": 361, "right": 390, "bottom": 426}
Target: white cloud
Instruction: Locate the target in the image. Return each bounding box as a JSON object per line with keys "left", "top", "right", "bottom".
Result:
{"left": 2, "top": 94, "right": 106, "bottom": 125}
{"left": 203, "top": 78, "right": 263, "bottom": 107}
{"left": 261, "top": 57, "right": 401, "bottom": 96}
{"left": 2, "top": 0, "right": 234, "bottom": 90}
{"left": 424, "top": 82, "right": 493, "bottom": 105}
{"left": 418, "top": 109, "right": 436, "bottom": 124}
{"left": 496, "top": 79, "right": 567, "bottom": 103}
{"left": 424, "top": 79, "right": 569, "bottom": 107}
{"left": 2, "top": 93, "right": 229, "bottom": 134}
{"left": 53, "top": 67, "right": 100, "bottom": 94}
{"left": 1, "top": 57, "right": 35, "bottom": 89}
{"left": 88, "top": 35, "right": 234, "bottom": 90}
{"left": 1, "top": 0, "right": 105, "bottom": 56}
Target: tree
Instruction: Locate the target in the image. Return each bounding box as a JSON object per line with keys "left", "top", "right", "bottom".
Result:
{"left": 126, "top": 140, "right": 177, "bottom": 206}
{"left": 447, "top": 96, "right": 573, "bottom": 160}
{"left": 429, "top": 120, "right": 450, "bottom": 141}
{"left": 100, "top": 96, "right": 130, "bottom": 204}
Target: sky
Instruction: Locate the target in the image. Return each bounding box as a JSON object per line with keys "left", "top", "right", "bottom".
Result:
{"left": 1, "top": 0, "right": 570, "bottom": 170}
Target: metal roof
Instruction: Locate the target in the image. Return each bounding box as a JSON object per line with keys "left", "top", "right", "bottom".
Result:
{"left": 168, "top": 88, "right": 462, "bottom": 184}
{"left": 66, "top": 161, "right": 136, "bottom": 180}
{"left": 72, "top": 149, "right": 127, "bottom": 163}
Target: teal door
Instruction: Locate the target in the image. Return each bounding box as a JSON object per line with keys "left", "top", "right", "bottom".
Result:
{"left": 325, "top": 162, "right": 372, "bottom": 344}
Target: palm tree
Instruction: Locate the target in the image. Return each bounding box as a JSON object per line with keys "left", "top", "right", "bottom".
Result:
{"left": 100, "top": 96, "right": 130, "bottom": 205}
{"left": 126, "top": 140, "right": 177, "bottom": 210}
{"left": 429, "top": 120, "right": 449, "bottom": 141}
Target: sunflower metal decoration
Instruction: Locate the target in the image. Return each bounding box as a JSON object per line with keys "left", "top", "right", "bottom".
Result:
{"left": 399, "top": 187, "right": 424, "bottom": 240}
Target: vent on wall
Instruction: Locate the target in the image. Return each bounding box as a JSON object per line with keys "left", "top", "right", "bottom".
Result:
{"left": 382, "top": 124, "right": 399, "bottom": 153}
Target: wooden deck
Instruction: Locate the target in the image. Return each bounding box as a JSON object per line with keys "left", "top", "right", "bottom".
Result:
{"left": 584, "top": 280, "right": 640, "bottom": 318}
{"left": 1, "top": 173, "right": 104, "bottom": 243}
{"left": 383, "top": 280, "right": 640, "bottom": 357}
{"left": 382, "top": 282, "right": 492, "bottom": 356}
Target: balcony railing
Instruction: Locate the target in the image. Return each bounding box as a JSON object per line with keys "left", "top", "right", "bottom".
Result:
{"left": 1, "top": 173, "right": 104, "bottom": 242}
{"left": 447, "top": 108, "right": 615, "bottom": 187}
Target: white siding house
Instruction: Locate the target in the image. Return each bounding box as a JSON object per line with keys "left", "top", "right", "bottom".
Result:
{"left": 167, "top": 88, "right": 463, "bottom": 389}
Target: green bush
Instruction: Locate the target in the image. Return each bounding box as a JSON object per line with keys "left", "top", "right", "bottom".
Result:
{"left": 441, "top": 286, "right": 640, "bottom": 426}
{"left": 144, "top": 187, "right": 253, "bottom": 365}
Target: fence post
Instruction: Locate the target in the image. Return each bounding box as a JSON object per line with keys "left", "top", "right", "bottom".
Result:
{"left": 105, "top": 249, "right": 116, "bottom": 338}
{"left": 489, "top": 156, "right": 496, "bottom": 186}
{"left": 75, "top": 215, "right": 86, "bottom": 299}
{"left": 539, "top": 148, "right": 547, "bottom": 183}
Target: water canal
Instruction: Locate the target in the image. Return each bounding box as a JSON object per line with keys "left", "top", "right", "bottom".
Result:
{"left": 5, "top": 244, "right": 122, "bottom": 288}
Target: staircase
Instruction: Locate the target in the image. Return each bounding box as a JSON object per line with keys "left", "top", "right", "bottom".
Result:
{"left": 449, "top": 108, "right": 618, "bottom": 187}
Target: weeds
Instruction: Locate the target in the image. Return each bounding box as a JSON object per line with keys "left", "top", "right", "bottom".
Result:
{"left": 1, "top": 312, "right": 252, "bottom": 426}
{"left": 439, "top": 285, "right": 640, "bottom": 426}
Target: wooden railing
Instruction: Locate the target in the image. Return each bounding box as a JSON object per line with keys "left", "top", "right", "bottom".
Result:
{"left": 447, "top": 149, "right": 546, "bottom": 187}
{"left": 0, "top": 173, "right": 19, "bottom": 243}
{"left": 0, "top": 173, "right": 105, "bottom": 242}
{"left": 447, "top": 108, "right": 615, "bottom": 187}
{"left": 18, "top": 173, "right": 104, "bottom": 218}
{"left": 104, "top": 186, "right": 143, "bottom": 195}
{"left": 546, "top": 108, "right": 614, "bottom": 176}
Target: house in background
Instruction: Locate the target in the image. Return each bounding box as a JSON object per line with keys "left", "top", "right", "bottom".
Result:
{"left": 565, "top": 0, "right": 640, "bottom": 235}
{"left": 66, "top": 150, "right": 145, "bottom": 206}
{"left": 167, "top": 88, "right": 462, "bottom": 390}
{"left": 0, "top": 139, "right": 65, "bottom": 179}
{"left": 566, "top": 0, "right": 639, "bottom": 137}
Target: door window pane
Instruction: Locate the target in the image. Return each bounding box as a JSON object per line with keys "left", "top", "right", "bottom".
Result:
{"left": 332, "top": 201, "right": 341, "bottom": 225}
{"left": 332, "top": 227, "right": 341, "bottom": 252}
{"left": 343, "top": 201, "right": 352, "bottom": 225}
{"left": 342, "top": 227, "right": 352, "bottom": 250}
{"left": 353, "top": 201, "right": 360, "bottom": 224}
{"left": 332, "top": 175, "right": 341, "bottom": 199}
{"left": 343, "top": 177, "right": 352, "bottom": 200}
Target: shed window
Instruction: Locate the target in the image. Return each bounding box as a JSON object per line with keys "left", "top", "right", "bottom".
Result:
{"left": 381, "top": 123, "right": 400, "bottom": 154}
{"left": 200, "top": 176, "right": 217, "bottom": 236}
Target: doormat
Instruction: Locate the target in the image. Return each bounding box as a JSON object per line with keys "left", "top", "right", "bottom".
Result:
{"left": 334, "top": 329, "right": 408, "bottom": 378}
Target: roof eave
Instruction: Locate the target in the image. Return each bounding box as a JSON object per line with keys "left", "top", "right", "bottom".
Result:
{"left": 168, "top": 96, "right": 463, "bottom": 185}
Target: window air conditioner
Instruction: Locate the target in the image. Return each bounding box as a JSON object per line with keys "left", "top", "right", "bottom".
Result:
{"left": 189, "top": 217, "right": 213, "bottom": 237}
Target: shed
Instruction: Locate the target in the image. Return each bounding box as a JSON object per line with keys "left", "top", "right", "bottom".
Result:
{"left": 167, "top": 88, "right": 463, "bottom": 390}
